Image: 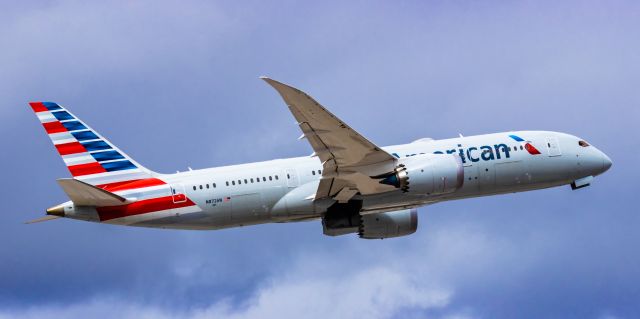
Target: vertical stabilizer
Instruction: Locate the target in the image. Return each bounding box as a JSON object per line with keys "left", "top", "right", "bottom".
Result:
{"left": 29, "top": 101, "right": 156, "bottom": 187}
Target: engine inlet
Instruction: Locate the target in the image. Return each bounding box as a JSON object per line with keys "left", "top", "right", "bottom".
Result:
{"left": 375, "top": 164, "right": 410, "bottom": 192}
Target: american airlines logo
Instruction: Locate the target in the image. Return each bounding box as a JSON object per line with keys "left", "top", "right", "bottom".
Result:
{"left": 508, "top": 134, "right": 541, "bottom": 155}
{"left": 392, "top": 134, "right": 541, "bottom": 164}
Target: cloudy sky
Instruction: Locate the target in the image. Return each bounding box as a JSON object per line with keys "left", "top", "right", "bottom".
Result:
{"left": 1, "top": 1, "right": 639, "bottom": 318}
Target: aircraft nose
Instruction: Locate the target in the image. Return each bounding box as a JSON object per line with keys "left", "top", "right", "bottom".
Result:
{"left": 601, "top": 152, "right": 612, "bottom": 173}
{"left": 579, "top": 145, "right": 612, "bottom": 177}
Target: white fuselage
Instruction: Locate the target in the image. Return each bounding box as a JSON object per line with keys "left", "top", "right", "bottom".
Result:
{"left": 63, "top": 130, "right": 611, "bottom": 230}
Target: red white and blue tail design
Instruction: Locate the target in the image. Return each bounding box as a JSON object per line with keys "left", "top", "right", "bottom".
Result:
{"left": 29, "top": 101, "right": 156, "bottom": 187}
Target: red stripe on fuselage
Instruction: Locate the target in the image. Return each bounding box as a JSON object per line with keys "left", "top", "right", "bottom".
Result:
{"left": 55, "top": 142, "right": 87, "bottom": 155}
{"left": 43, "top": 121, "right": 67, "bottom": 134}
{"left": 97, "top": 196, "right": 196, "bottom": 221}
{"left": 68, "top": 162, "right": 107, "bottom": 176}
{"left": 29, "top": 102, "right": 48, "bottom": 113}
{"left": 98, "top": 178, "right": 166, "bottom": 192}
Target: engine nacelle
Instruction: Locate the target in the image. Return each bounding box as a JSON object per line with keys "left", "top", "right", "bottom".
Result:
{"left": 322, "top": 202, "right": 418, "bottom": 239}
{"left": 376, "top": 153, "right": 464, "bottom": 196}
{"left": 359, "top": 208, "right": 418, "bottom": 239}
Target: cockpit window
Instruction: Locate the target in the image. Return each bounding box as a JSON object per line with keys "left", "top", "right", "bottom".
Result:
{"left": 578, "top": 140, "right": 590, "bottom": 147}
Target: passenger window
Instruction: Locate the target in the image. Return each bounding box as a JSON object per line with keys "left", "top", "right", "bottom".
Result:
{"left": 256, "top": 177, "right": 260, "bottom": 183}
{"left": 317, "top": 170, "right": 321, "bottom": 174}
{"left": 238, "top": 180, "right": 242, "bottom": 184}
{"left": 275, "top": 175, "right": 279, "bottom": 180}
{"left": 193, "top": 186, "right": 196, "bottom": 191}
{"left": 251, "top": 178, "right": 254, "bottom": 183}
{"left": 263, "top": 177, "right": 266, "bottom": 182}
{"left": 206, "top": 184, "right": 210, "bottom": 189}
{"left": 199, "top": 185, "right": 203, "bottom": 190}
{"left": 213, "top": 183, "right": 217, "bottom": 188}
{"left": 244, "top": 179, "right": 248, "bottom": 184}
{"left": 232, "top": 181, "right": 235, "bottom": 185}
{"left": 287, "top": 174, "right": 290, "bottom": 179}
{"left": 520, "top": 145, "right": 524, "bottom": 150}
{"left": 312, "top": 171, "right": 315, "bottom": 175}
{"left": 269, "top": 176, "right": 273, "bottom": 181}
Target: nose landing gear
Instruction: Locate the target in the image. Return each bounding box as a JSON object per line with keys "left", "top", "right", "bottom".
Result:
{"left": 571, "top": 175, "right": 593, "bottom": 190}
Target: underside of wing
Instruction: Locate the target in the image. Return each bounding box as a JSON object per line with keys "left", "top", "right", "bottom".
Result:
{"left": 262, "top": 77, "right": 398, "bottom": 201}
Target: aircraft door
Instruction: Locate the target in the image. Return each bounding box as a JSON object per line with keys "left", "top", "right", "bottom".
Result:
{"left": 285, "top": 168, "right": 299, "bottom": 188}
{"left": 170, "top": 184, "right": 187, "bottom": 203}
{"left": 546, "top": 136, "right": 562, "bottom": 157}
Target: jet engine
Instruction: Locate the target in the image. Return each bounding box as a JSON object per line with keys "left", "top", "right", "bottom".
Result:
{"left": 374, "top": 153, "right": 464, "bottom": 196}
{"left": 358, "top": 208, "right": 418, "bottom": 239}
{"left": 322, "top": 201, "right": 418, "bottom": 239}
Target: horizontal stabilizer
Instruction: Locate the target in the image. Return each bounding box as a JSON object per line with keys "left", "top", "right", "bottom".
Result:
{"left": 57, "top": 178, "right": 127, "bottom": 206}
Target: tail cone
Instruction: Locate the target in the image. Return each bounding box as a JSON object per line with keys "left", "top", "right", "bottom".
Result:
{"left": 46, "top": 204, "right": 65, "bottom": 217}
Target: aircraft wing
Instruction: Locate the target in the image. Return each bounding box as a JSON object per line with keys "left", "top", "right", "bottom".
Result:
{"left": 262, "top": 77, "right": 398, "bottom": 201}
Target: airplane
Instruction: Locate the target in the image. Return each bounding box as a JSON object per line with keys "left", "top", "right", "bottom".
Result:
{"left": 27, "top": 77, "right": 612, "bottom": 239}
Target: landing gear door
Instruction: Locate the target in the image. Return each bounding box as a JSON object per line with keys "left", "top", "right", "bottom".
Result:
{"left": 546, "top": 137, "right": 562, "bottom": 157}
{"left": 170, "top": 184, "right": 187, "bottom": 203}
